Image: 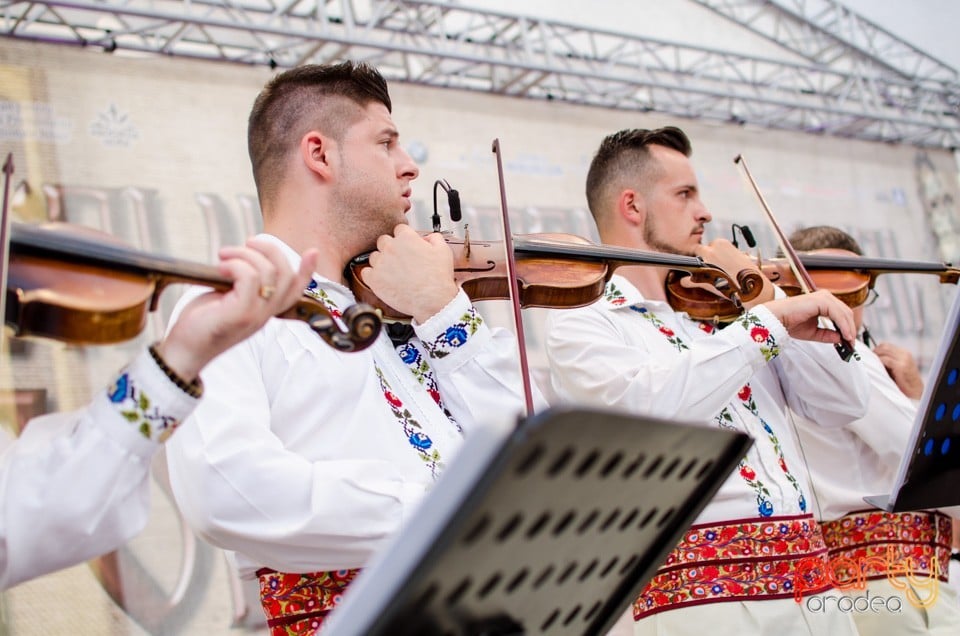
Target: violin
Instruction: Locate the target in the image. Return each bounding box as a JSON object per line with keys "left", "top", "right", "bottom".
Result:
{"left": 6, "top": 221, "right": 381, "bottom": 351}
{"left": 761, "top": 249, "right": 960, "bottom": 307}
{"left": 348, "top": 229, "right": 767, "bottom": 322}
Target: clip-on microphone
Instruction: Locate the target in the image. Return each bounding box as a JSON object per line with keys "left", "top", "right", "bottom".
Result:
{"left": 432, "top": 179, "right": 461, "bottom": 232}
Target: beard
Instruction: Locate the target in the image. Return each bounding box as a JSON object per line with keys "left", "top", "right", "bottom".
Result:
{"left": 644, "top": 216, "right": 698, "bottom": 257}
{"left": 331, "top": 178, "right": 406, "bottom": 254}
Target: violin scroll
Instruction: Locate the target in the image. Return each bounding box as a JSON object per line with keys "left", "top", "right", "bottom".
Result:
{"left": 281, "top": 299, "right": 381, "bottom": 352}
{"left": 664, "top": 265, "right": 767, "bottom": 322}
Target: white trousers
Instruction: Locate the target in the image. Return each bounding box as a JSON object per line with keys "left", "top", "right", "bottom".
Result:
{"left": 844, "top": 576, "right": 960, "bottom": 636}
{"left": 632, "top": 593, "right": 858, "bottom": 636}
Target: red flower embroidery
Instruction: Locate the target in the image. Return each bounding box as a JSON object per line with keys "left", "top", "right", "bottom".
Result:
{"left": 737, "top": 385, "right": 751, "bottom": 401}
{"left": 720, "top": 526, "right": 738, "bottom": 541}
{"left": 750, "top": 326, "right": 770, "bottom": 343}
{"left": 779, "top": 457, "right": 788, "bottom": 472}
{"left": 384, "top": 391, "right": 403, "bottom": 408}
{"left": 698, "top": 322, "right": 715, "bottom": 334}
{"left": 740, "top": 465, "right": 756, "bottom": 480}
{"left": 428, "top": 388, "right": 441, "bottom": 405}
{"left": 611, "top": 297, "right": 626, "bottom": 306}
{"left": 659, "top": 326, "right": 675, "bottom": 337}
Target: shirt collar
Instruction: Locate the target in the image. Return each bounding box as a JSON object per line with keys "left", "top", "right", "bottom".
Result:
{"left": 601, "top": 274, "right": 673, "bottom": 312}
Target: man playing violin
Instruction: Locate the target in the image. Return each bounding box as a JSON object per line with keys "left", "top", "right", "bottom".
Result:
{"left": 545, "top": 127, "right": 871, "bottom": 635}
{"left": 0, "top": 238, "right": 317, "bottom": 590}
{"left": 164, "top": 61, "right": 536, "bottom": 634}
{"left": 788, "top": 225, "right": 960, "bottom": 636}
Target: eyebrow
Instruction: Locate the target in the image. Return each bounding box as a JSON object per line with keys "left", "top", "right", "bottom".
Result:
{"left": 378, "top": 127, "right": 399, "bottom": 140}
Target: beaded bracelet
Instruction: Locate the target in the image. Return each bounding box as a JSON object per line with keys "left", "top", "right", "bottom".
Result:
{"left": 148, "top": 342, "right": 204, "bottom": 399}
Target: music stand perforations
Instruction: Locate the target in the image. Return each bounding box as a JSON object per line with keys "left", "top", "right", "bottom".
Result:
{"left": 324, "top": 408, "right": 751, "bottom": 636}
{"left": 867, "top": 290, "right": 960, "bottom": 512}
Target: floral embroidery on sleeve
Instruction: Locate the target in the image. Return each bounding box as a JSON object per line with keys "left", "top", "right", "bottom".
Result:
{"left": 422, "top": 307, "right": 483, "bottom": 359}
{"left": 735, "top": 312, "right": 779, "bottom": 361}
{"left": 106, "top": 372, "right": 180, "bottom": 442}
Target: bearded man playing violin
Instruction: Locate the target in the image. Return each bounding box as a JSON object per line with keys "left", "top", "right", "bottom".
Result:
{"left": 545, "top": 127, "right": 871, "bottom": 636}
{"left": 787, "top": 225, "right": 960, "bottom": 636}
{"left": 163, "top": 61, "right": 537, "bottom": 635}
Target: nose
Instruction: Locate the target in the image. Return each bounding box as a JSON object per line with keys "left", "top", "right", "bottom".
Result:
{"left": 398, "top": 146, "right": 419, "bottom": 181}
{"left": 694, "top": 198, "right": 712, "bottom": 224}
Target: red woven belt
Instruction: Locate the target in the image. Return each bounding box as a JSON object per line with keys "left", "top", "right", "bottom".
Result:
{"left": 257, "top": 567, "right": 360, "bottom": 635}
{"left": 634, "top": 513, "right": 832, "bottom": 620}
{"left": 821, "top": 510, "right": 952, "bottom": 585}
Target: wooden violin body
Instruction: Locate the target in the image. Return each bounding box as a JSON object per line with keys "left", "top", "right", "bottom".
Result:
{"left": 349, "top": 230, "right": 767, "bottom": 322}
{"left": 7, "top": 222, "right": 381, "bottom": 351}
{"left": 761, "top": 248, "right": 959, "bottom": 307}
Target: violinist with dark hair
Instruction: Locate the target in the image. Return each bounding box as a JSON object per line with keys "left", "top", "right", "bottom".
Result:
{"left": 545, "top": 126, "right": 870, "bottom": 636}
{"left": 0, "top": 237, "right": 318, "bottom": 590}
{"left": 163, "top": 61, "right": 537, "bottom": 635}
{"left": 788, "top": 225, "right": 960, "bottom": 636}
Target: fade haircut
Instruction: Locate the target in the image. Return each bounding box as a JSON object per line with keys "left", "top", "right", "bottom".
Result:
{"left": 788, "top": 225, "right": 863, "bottom": 255}
{"left": 585, "top": 126, "right": 692, "bottom": 227}
{"left": 247, "top": 61, "right": 392, "bottom": 206}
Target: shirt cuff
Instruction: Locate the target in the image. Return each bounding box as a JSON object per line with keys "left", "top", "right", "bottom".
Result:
{"left": 731, "top": 304, "right": 788, "bottom": 363}
{"left": 93, "top": 348, "right": 201, "bottom": 445}
{"left": 412, "top": 288, "right": 491, "bottom": 365}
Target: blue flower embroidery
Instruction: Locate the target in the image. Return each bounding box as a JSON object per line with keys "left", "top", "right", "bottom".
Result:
{"left": 443, "top": 325, "right": 468, "bottom": 347}
{"left": 307, "top": 279, "right": 319, "bottom": 291}
{"left": 399, "top": 344, "right": 420, "bottom": 365}
{"left": 759, "top": 500, "right": 774, "bottom": 517}
{"left": 711, "top": 584, "right": 723, "bottom": 594}
{"left": 109, "top": 373, "right": 129, "bottom": 403}
{"left": 409, "top": 432, "right": 433, "bottom": 450}
{"left": 799, "top": 494, "right": 807, "bottom": 512}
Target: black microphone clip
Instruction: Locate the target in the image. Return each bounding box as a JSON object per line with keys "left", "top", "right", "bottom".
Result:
{"left": 731, "top": 224, "right": 757, "bottom": 249}
{"left": 432, "top": 179, "right": 462, "bottom": 232}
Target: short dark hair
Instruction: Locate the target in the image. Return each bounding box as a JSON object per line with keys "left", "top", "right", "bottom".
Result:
{"left": 585, "top": 126, "right": 692, "bottom": 225}
{"left": 788, "top": 225, "right": 863, "bottom": 255}
{"left": 247, "top": 61, "right": 392, "bottom": 206}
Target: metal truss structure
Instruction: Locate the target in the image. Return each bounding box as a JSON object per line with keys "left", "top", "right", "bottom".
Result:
{"left": 1, "top": 0, "right": 958, "bottom": 148}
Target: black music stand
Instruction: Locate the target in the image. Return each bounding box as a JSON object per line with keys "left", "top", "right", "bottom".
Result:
{"left": 866, "top": 289, "right": 960, "bottom": 512}
{"left": 323, "top": 407, "right": 752, "bottom": 636}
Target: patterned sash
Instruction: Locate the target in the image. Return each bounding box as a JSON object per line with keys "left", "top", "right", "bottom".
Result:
{"left": 821, "top": 510, "right": 952, "bottom": 584}
{"left": 257, "top": 568, "right": 359, "bottom": 635}
{"left": 634, "top": 514, "right": 832, "bottom": 619}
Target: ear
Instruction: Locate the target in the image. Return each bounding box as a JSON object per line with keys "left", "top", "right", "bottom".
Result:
{"left": 299, "top": 131, "right": 334, "bottom": 182}
{"left": 617, "top": 189, "right": 645, "bottom": 227}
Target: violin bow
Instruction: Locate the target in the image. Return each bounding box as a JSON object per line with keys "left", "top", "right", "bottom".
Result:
{"left": 0, "top": 153, "right": 13, "bottom": 337}
{"left": 734, "top": 154, "right": 855, "bottom": 361}
{"left": 492, "top": 139, "right": 535, "bottom": 417}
